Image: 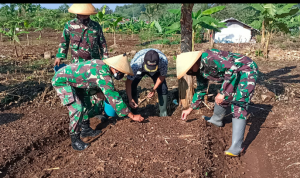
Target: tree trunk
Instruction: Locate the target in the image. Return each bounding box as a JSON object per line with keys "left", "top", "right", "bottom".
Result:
{"left": 210, "top": 29, "right": 214, "bottom": 49}
{"left": 178, "top": 3, "right": 194, "bottom": 108}
{"left": 264, "top": 31, "right": 271, "bottom": 59}
{"left": 14, "top": 40, "right": 18, "bottom": 57}
{"left": 27, "top": 33, "right": 29, "bottom": 46}
{"left": 114, "top": 31, "right": 116, "bottom": 45}
{"left": 192, "top": 29, "right": 195, "bottom": 51}
{"left": 261, "top": 20, "right": 265, "bottom": 47}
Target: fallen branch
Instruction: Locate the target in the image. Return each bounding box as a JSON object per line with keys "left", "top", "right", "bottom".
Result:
{"left": 201, "top": 101, "right": 212, "bottom": 110}
{"left": 43, "top": 167, "right": 60, "bottom": 171}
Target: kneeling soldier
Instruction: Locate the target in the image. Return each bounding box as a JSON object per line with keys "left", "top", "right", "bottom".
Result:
{"left": 125, "top": 48, "right": 168, "bottom": 116}
{"left": 52, "top": 54, "right": 144, "bottom": 151}
{"left": 177, "top": 49, "right": 259, "bottom": 156}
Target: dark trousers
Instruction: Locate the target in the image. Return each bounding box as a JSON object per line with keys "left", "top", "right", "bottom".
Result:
{"left": 131, "top": 72, "right": 168, "bottom": 105}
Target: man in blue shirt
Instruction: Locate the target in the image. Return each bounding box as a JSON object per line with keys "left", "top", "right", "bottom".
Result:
{"left": 125, "top": 48, "right": 168, "bottom": 117}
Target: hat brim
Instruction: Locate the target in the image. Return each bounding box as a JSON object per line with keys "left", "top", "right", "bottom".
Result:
{"left": 144, "top": 64, "right": 158, "bottom": 73}
{"left": 103, "top": 55, "right": 134, "bottom": 76}
{"left": 176, "top": 51, "right": 204, "bottom": 79}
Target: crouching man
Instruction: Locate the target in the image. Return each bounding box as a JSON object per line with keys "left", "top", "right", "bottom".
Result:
{"left": 177, "top": 49, "right": 259, "bottom": 156}
{"left": 125, "top": 49, "right": 168, "bottom": 116}
{"left": 52, "top": 54, "right": 144, "bottom": 151}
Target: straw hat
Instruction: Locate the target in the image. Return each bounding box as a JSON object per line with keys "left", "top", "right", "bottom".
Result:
{"left": 176, "top": 50, "right": 204, "bottom": 79}
{"left": 68, "top": 4, "right": 97, "bottom": 15}
{"left": 103, "top": 54, "right": 134, "bottom": 76}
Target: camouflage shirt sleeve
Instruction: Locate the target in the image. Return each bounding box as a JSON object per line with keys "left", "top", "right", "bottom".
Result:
{"left": 97, "top": 67, "right": 130, "bottom": 117}
{"left": 97, "top": 25, "right": 109, "bottom": 60}
{"left": 190, "top": 73, "right": 209, "bottom": 109}
{"left": 56, "top": 22, "right": 70, "bottom": 59}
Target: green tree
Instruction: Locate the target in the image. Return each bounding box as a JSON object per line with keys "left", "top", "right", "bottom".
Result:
{"left": 246, "top": 3, "right": 299, "bottom": 58}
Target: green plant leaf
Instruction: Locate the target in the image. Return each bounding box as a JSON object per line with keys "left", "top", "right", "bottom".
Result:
{"left": 17, "top": 31, "right": 29, "bottom": 35}
{"left": 202, "top": 6, "right": 226, "bottom": 15}
{"left": 263, "top": 4, "right": 276, "bottom": 17}
{"left": 276, "top": 8, "right": 299, "bottom": 18}
{"left": 166, "top": 22, "right": 180, "bottom": 30}
{"left": 168, "top": 9, "right": 181, "bottom": 15}
{"left": 277, "top": 3, "right": 297, "bottom": 14}
{"left": 250, "top": 4, "right": 264, "bottom": 12}
{"left": 195, "top": 9, "right": 202, "bottom": 19}
{"left": 154, "top": 20, "right": 162, "bottom": 33}
{"left": 102, "top": 5, "right": 106, "bottom": 14}
{"left": 13, "top": 35, "right": 20, "bottom": 44}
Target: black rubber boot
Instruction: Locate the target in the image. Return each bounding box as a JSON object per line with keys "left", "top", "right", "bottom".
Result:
{"left": 80, "top": 120, "right": 102, "bottom": 138}
{"left": 95, "top": 114, "right": 109, "bottom": 122}
{"left": 70, "top": 132, "right": 89, "bottom": 151}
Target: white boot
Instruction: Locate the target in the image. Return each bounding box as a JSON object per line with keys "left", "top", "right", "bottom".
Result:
{"left": 224, "top": 118, "right": 246, "bottom": 156}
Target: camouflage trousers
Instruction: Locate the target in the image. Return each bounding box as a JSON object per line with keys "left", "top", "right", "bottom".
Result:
{"left": 54, "top": 86, "right": 104, "bottom": 133}
{"left": 220, "top": 70, "right": 258, "bottom": 120}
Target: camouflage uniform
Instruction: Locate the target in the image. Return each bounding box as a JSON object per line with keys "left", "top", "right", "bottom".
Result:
{"left": 191, "top": 49, "right": 259, "bottom": 120}
{"left": 52, "top": 59, "right": 130, "bottom": 133}
{"left": 56, "top": 17, "right": 109, "bottom": 63}
{"left": 56, "top": 17, "right": 109, "bottom": 118}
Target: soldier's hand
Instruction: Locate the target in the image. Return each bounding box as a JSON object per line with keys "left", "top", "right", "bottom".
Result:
{"left": 181, "top": 108, "right": 193, "bottom": 120}
{"left": 131, "top": 114, "right": 144, "bottom": 122}
{"left": 215, "top": 93, "right": 225, "bottom": 105}
{"left": 129, "top": 99, "right": 138, "bottom": 108}
{"left": 54, "top": 58, "right": 61, "bottom": 66}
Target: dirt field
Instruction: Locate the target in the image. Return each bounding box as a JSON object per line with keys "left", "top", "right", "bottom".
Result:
{"left": 0, "top": 30, "right": 300, "bottom": 178}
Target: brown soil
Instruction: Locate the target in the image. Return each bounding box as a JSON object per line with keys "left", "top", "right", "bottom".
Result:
{"left": 0, "top": 31, "right": 300, "bottom": 178}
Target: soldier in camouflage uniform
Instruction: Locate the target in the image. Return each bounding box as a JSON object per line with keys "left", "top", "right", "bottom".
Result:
{"left": 54, "top": 4, "right": 109, "bottom": 124}
{"left": 177, "top": 49, "right": 259, "bottom": 156}
{"left": 52, "top": 55, "right": 144, "bottom": 151}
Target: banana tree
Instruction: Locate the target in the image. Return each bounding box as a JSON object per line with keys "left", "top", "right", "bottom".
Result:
{"left": 91, "top": 5, "right": 108, "bottom": 32}
{"left": 109, "top": 17, "right": 123, "bottom": 45}
{"left": 0, "top": 20, "right": 29, "bottom": 56}
{"left": 166, "top": 6, "right": 226, "bottom": 51}
{"left": 246, "top": 3, "right": 299, "bottom": 57}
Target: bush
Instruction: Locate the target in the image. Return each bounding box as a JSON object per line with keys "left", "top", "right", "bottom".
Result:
{"left": 256, "top": 35, "right": 261, "bottom": 43}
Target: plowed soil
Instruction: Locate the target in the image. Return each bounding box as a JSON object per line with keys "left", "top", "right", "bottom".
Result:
{"left": 0, "top": 31, "right": 299, "bottom": 178}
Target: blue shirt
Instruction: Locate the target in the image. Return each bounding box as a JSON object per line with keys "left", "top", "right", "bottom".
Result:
{"left": 127, "top": 48, "right": 168, "bottom": 80}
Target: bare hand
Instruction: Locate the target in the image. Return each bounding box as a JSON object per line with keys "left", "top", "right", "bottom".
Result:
{"left": 129, "top": 99, "right": 138, "bottom": 108}
{"left": 215, "top": 93, "right": 225, "bottom": 105}
{"left": 131, "top": 114, "right": 144, "bottom": 122}
{"left": 181, "top": 108, "right": 193, "bottom": 120}
{"left": 54, "top": 58, "right": 61, "bottom": 66}
{"left": 147, "top": 90, "right": 155, "bottom": 98}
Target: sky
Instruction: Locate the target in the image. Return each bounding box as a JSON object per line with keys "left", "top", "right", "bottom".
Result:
{"left": 1, "top": 3, "right": 129, "bottom": 12}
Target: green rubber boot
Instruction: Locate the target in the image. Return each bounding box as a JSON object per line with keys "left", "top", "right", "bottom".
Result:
{"left": 202, "top": 103, "right": 226, "bottom": 127}
{"left": 224, "top": 118, "right": 246, "bottom": 156}
{"left": 158, "top": 94, "right": 168, "bottom": 117}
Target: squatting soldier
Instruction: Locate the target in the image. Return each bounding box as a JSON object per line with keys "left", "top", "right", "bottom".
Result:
{"left": 54, "top": 4, "right": 109, "bottom": 122}
{"left": 125, "top": 48, "right": 168, "bottom": 117}
{"left": 177, "top": 49, "right": 259, "bottom": 156}
{"left": 52, "top": 54, "right": 144, "bottom": 151}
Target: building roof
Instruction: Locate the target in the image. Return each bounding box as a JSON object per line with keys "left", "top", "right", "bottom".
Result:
{"left": 221, "top": 17, "right": 260, "bottom": 32}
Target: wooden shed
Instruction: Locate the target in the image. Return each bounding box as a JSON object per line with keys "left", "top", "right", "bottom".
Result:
{"left": 213, "top": 17, "right": 260, "bottom": 43}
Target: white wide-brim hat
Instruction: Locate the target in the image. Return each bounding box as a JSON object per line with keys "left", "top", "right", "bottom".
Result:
{"left": 68, "top": 4, "right": 97, "bottom": 15}
{"left": 176, "top": 50, "right": 204, "bottom": 79}
{"left": 103, "top": 54, "right": 134, "bottom": 76}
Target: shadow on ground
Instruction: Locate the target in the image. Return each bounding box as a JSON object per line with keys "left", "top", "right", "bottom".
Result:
{"left": 258, "top": 66, "right": 300, "bottom": 95}
{"left": 0, "top": 113, "right": 25, "bottom": 125}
